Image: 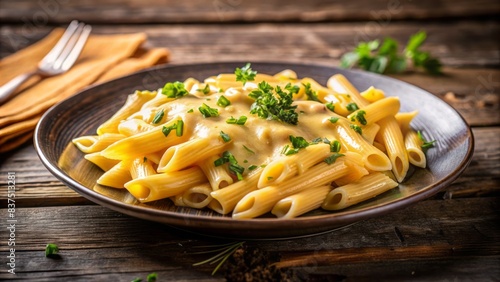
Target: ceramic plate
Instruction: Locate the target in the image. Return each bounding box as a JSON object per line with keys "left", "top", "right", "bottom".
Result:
{"left": 34, "top": 62, "right": 474, "bottom": 239}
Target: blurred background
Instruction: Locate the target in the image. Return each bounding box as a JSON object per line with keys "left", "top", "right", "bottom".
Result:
{"left": 1, "top": 0, "right": 499, "bottom": 68}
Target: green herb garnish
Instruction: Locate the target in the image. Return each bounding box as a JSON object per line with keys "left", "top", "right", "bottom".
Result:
{"left": 330, "top": 140, "right": 341, "bottom": 152}
{"left": 282, "top": 135, "right": 310, "bottom": 155}
{"left": 418, "top": 130, "right": 436, "bottom": 149}
{"left": 217, "top": 95, "right": 231, "bottom": 107}
{"left": 192, "top": 241, "right": 245, "bottom": 275}
{"left": 220, "top": 131, "right": 231, "bottom": 142}
{"left": 248, "top": 165, "right": 258, "bottom": 171}
{"left": 249, "top": 81, "right": 299, "bottom": 125}
{"left": 341, "top": 31, "right": 442, "bottom": 75}
{"left": 346, "top": 103, "right": 359, "bottom": 112}
{"left": 146, "top": 272, "right": 157, "bottom": 282}
{"left": 162, "top": 120, "right": 184, "bottom": 137}
{"left": 197, "top": 84, "right": 210, "bottom": 95}
{"left": 243, "top": 145, "right": 255, "bottom": 154}
{"left": 198, "top": 103, "right": 219, "bottom": 118}
{"left": 214, "top": 151, "right": 245, "bottom": 180}
{"left": 329, "top": 117, "right": 339, "bottom": 123}
{"left": 353, "top": 110, "right": 367, "bottom": 125}
{"left": 350, "top": 124, "right": 363, "bottom": 134}
{"left": 303, "top": 82, "right": 319, "bottom": 102}
{"left": 152, "top": 109, "right": 164, "bottom": 124}
{"left": 226, "top": 115, "right": 247, "bottom": 125}
{"left": 45, "top": 243, "right": 59, "bottom": 257}
{"left": 326, "top": 102, "right": 335, "bottom": 112}
{"left": 162, "top": 81, "right": 188, "bottom": 98}
{"left": 235, "top": 63, "right": 257, "bottom": 85}
{"left": 324, "top": 153, "right": 345, "bottom": 164}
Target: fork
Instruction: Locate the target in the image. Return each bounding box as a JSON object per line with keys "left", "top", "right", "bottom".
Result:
{"left": 0, "top": 20, "right": 92, "bottom": 105}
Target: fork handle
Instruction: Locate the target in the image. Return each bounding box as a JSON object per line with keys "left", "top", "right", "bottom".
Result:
{"left": 0, "top": 71, "right": 37, "bottom": 105}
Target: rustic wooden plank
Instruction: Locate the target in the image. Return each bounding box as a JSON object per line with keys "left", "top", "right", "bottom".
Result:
{"left": 1, "top": 127, "right": 498, "bottom": 207}
{"left": 1, "top": 22, "right": 498, "bottom": 125}
{"left": 2, "top": 21, "right": 499, "bottom": 67}
{"left": 0, "top": 197, "right": 497, "bottom": 280}
{"left": 0, "top": 0, "right": 499, "bottom": 24}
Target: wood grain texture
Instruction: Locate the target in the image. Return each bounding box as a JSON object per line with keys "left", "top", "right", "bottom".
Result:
{"left": 0, "top": 197, "right": 497, "bottom": 281}
{"left": 0, "top": 0, "right": 499, "bottom": 24}
{"left": 0, "top": 0, "right": 498, "bottom": 279}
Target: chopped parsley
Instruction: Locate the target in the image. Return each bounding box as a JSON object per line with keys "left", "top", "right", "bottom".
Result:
{"left": 152, "top": 109, "right": 164, "bottom": 124}
{"left": 226, "top": 115, "right": 247, "bottom": 125}
{"left": 352, "top": 110, "right": 367, "bottom": 125}
{"left": 311, "top": 137, "right": 330, "bottom": 144}
{"left": 220, "top": 131, "right": 231, "bottom": 142}
{"left": 198, "top": 103, "right": 219, "bottom": 118}
{"left": 146, "top": 272, "right": 158, "bottom": 282}
{"left": 196, "top": 84, "right": 210, "bottom": 95}
{"left": 214, "top": 151, "right": 245, "bottom": 181}
{"left": 350, "top": 124, "right": 363, "bottom": 134}
{"left": 45, "top": 243, "right": 59, "bottom": 257}
{"left": 326, "top": 102, "right": 335, "bottom": 112}
{"left": 217, "top": 95, "right": 231, "bottom": 107}
{"left": 418, "top": 130, "right": 436, "bottom": 150}
{"left": 303, "top": 82, "right": 320, "bottom": 102}
{"left": 243, "top": 145, "right": 255, "bottom": 154}
{"left": 346, "top": 102, "right": 359, "bottom": 112}
{"left": 329, "top": 117, "right": 339, "bottom": 123}
{"left": 162, "top": 120, "right": 184, "bottom": 137}
{"left": 249, "top": 81, "right": 299, "bottom": 125}
{"left": 324, "top": 153, "right": 345, "bottom": 164}
{"left": 330, "top": 140, "right": 341, "bottom": 152}
{"left": 235, "top": 63, "right": 257, "bottom": 85}
{"left": 282, "top": 135, "right": 310, "bottom": 155}
{"left": 248, "top": 165, "right": 258, "bottom": 171}
{"left": 162, "top": 81, "right": 188, "bottom": 98}
{"left": 187, "top": 109, "right": 194, "bottom": 113}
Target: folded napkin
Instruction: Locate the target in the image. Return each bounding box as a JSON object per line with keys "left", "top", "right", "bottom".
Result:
{"left": 0, "top": 29, "right": 169, "bottom": 153}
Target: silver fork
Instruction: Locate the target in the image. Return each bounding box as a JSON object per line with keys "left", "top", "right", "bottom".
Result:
{"left": 0, "top": 20, "right": 92, "bottom": 105}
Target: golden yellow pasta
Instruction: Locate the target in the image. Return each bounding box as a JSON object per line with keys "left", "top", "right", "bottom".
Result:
{"left": 72, "top": 64, "right": 434, "bottom": 219}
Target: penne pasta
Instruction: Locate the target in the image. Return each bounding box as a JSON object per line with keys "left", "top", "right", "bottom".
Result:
{"left": 404, "top": 129, "right": 427, "bottom": 168}
{"left": 376, "top": 116, "right": 409, "bottom": 182}
{"left": 97, "top": 90, "right": 157, "bottom": 135}
{"left": 322, "top": 172, "right": 398, "bottom": 210}
{"left": 232, "top": 161, "right": 349, "bottom": 219}
{"left": 198, "top": 155, "right": 234, "bottom": 190}
{"left": 72, "top": 133, "right": 126, "bottom": 153}
{"left": 124, "top": 166, "right": 207, "bottom": 202}
{"left": 271, "top": 184, "right": 331, "bottom": 219}
{"left": 72, "top": 65, "right": 434, "bottom": 218}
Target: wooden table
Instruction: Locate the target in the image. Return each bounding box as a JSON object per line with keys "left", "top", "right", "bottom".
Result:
{"left": 1, "top": 1, "right": 499, "bottom": 281}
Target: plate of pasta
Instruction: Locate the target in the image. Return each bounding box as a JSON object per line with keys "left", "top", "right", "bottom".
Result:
{"left": 35, "top": 62, "right": 473, "bottom": 239}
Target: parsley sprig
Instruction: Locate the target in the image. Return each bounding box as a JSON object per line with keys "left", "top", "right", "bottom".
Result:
{"left": 235, "top": 63, "right": 257, "bottom": 85}
{"left": 162, "top": 81, "right": 188, "bottom": 98}
{"left": 417, "top": 130, "right": 436, "bottom": 150}
{"left": 249, "top": 81, "right": 299, "bottom": 125}
{"left": 341, "top": 31, "right": 442, "bottom": 75}
{"left": 214, "top": 151, "right": 245, "bottom": 181}
{"left": 282, "top": 135, "right": 310, "bottom": 156}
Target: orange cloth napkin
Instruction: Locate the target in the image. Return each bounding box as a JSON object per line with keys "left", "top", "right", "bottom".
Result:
{"left": 0, "top": 29, "right": 169, "bottom": 153}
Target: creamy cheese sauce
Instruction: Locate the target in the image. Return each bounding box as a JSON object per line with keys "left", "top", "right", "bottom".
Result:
{"left": 158, "top": 85, "right": 344, "bottom": 175}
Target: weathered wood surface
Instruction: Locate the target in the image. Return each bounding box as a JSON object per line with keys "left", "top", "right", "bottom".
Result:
{"left": 0, "top": 127, "right": 498, "bottom": 208}
{"left": 1, "top": 22, "right": 499, "bottom": 126}
{"left": 1, "top": 0, "right": 499, "bottom": 24}
{"left": 0, "top": 0, "right": 499, "bottom": 280}
{"left": 0, "top": 197, "right": 498, "bottom": 281}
